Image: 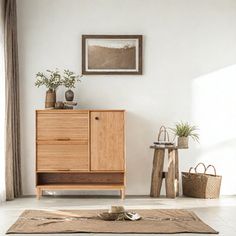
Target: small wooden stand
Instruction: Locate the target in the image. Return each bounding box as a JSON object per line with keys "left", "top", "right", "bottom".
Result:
{"left": 150, "top": 146, "right": 179, "bottom": 198}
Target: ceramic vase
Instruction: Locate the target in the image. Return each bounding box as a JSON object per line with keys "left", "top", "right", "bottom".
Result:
{"left": 45, "top": 89, "right": 56, "bottom": 108}
{"left": 65, "top": 89, "right": 74, "bottom": 101}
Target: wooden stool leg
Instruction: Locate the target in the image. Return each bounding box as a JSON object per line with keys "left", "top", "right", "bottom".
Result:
{"left": 150, "top": 149, "right": 165, "bottom": 197}
{"left": 175, "top": 150, "right": 180, "bottom": 196}
{"left": 166, "top": 149, "right": 176, "bottom": 198}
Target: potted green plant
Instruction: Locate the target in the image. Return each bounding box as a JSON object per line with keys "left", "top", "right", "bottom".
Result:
{"left": 170, "top": 122, "right": 199, "bottom": 149}
{"left": 35, "top": 69, "right": 62, "bottom": 108}
{"left": 62, "top": 69, "right": 82, "bottom": 101}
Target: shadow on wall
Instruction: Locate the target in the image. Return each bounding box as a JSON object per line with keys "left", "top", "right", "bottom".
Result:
{"left": 192, "top": 64, "right": 236, "bottom": 195}
{"left": 125, "top": 64, "right": 236, "bottom": 196}
{"left": 125, "top": 111, "right": 156, "bottom": 195}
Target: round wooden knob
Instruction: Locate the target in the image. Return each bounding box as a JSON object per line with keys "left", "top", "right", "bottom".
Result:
{"left": 95, "top": 117, "right": 99, "bottom": 120}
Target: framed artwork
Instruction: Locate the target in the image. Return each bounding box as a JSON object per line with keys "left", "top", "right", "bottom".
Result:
{"left": 82, "top": 35, "right": 143, "bottom": 75}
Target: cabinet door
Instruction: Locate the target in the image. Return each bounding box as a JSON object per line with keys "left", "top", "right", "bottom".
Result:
{"left": 37, "top": 143, "right": 88, "bottom": 171}
{"left": 90, "top": 111, "right": 125, "bottom": 171}
{"left": 37, "top": 111, "right": 88, "bottom": 141}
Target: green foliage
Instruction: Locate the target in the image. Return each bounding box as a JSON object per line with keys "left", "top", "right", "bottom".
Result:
{"left": 35, "top": 69, "right": 62, "bottom": 90}
{"left": 170, "top": 121, "right": 199, "bottom": 142}
{"left": 62, "top": 69, "right": 82, "bottom": 89}
{"left": 35, "top": 69, "right": 82, "bottom": 90}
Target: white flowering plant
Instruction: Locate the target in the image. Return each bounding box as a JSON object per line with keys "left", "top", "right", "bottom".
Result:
{"left": 62, "top": 69, "right": 82, "bottom": 89}
{"left": 35, "top": 69, "right": 62, "bottom": 90}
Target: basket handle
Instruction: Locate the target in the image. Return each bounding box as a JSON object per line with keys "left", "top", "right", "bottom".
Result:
{"left": 204, "top": 165, "right": 217, "bottom": 176}
{"left": 157, "top": 126, "right": 170, "bottom": 142}
{"left": 194, "top": 162, "right": 207, "bottom": 173}
{"left": 188, "top": 167, "right": 195, "bottom": 173}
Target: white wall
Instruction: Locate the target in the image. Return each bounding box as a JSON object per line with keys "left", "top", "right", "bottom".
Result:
{"left": 17, "top": 0, "right": 236, "bottom": 195}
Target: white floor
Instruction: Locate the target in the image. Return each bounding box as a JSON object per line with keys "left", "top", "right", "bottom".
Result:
{"left": 1, "top": 195, "right": 236, "bottom": 236}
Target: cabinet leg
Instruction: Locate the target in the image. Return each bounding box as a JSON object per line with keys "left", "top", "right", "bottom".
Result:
{"left": 120, "top": 189, "right": 125, "bottom": 200}
{"left": 36, "top": 187, "right": 42, "bottom": 200}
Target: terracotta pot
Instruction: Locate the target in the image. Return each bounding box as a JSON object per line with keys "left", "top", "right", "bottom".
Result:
{"left": 177, "top": 137, "right": 189, "bottom": 149}
{"left": 45, "top": 89, "right": 56, "bottom": 108}
{"left": 65, "top": 89, "right": 74, "bottom": 101}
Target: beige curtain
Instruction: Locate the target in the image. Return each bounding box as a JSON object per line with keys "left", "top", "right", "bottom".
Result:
{"left": 0, "top": 0, "right": 6, "bottom": 202}
{"left": 4, "top": 0, "right": 22, "bottom": 200}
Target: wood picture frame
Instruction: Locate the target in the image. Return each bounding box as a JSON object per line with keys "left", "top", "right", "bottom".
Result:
{"left": 82, "top": 35, "right": 143, "bottom": 75}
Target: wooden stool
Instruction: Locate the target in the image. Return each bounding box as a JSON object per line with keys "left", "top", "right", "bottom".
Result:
{"left": 150, "top": 146, "right": 179, "bottom": 198}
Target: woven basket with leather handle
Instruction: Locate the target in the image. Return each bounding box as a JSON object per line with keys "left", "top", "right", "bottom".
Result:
{"left": 182, "top": 163, "right": 222, "bottom": 199}
{"left": 154, "top": 126, "right": 174, "bottom": 145}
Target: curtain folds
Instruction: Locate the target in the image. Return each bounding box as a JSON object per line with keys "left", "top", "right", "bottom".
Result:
{"left": 0, "top": 0, "right": 6, "bottom": 202}
{"left": 4, "top": 0, "right": 22, "bottom": 200}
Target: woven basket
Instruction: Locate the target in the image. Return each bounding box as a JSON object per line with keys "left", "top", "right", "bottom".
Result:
{"left": 177, "top": 137, "right": 189, "bottom": 149}
{"left": 182, "top": 163, "right": 222, "bottom": 199}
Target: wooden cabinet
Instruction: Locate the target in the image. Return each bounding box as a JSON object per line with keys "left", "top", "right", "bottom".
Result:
{"left": 35, "top": 110, "right": 125, "bottom": 199}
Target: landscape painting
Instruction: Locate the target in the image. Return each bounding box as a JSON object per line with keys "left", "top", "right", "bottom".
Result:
{"left": 82, "top": 35, "right": 142, "bottom": 75}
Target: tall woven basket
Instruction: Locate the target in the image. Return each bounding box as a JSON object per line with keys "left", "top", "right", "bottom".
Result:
{"left": 182, "top": 163, "right": 222, "bottom": 199}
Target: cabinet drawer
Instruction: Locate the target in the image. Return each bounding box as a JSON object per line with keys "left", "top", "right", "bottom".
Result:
{"left": 37, "top": 144, "right": 88, "bottom": 171}
{"left": 36, "top": 112, "right": 88, "bottom": 140}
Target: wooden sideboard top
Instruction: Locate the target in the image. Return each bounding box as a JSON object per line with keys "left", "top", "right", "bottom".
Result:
{"left": 36, "top": 109, "right": 125, "bottom": 113}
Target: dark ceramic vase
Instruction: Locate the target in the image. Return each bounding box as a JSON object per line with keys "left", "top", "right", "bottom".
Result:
{"left": 65, "top": 89, "right": 74, "bottom": 101}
